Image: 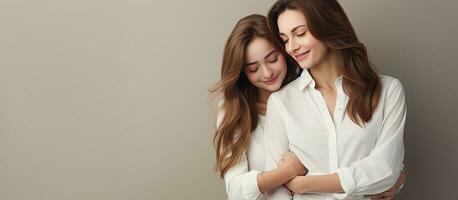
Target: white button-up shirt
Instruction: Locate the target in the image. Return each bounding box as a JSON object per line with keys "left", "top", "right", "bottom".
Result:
{"left": 264, "top": 70, "right": 406, "bottom": 200}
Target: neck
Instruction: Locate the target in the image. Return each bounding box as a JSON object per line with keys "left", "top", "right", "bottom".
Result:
{"left": 309, "top": 53, "right": 340, "bottom": 90}
{"left": 258, "top": 89, "right": 271, "bottom": 103}
{"left": 256, "top": 89, "right": 271, "bottom": 116}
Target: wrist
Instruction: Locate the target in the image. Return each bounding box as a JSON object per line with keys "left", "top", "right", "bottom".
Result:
{"left": 280, "top": 165, "right": 298, "bottom": 180}
{"left": 291, "top": 176, "right": 308, "bottom": 194}
{"left": 298, "top": 176, "right": 311, "bottom": 193}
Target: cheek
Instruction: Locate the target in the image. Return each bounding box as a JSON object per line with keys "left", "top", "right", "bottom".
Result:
{"left": 306, "top": 36, "right": 328, "bottom": 57}
{"left": 313, "top": 43, "right": 329, "bottom": 59}
{"left": 276, "top": 56, "right": 287, "bottom": 72}
{"left": 244, "top": 71, "right": 259, "bottom": 85}
{"left": 274, "top": 57, "right": 288, "bottom": 83}
{"left": 303, "top": 35, "right": 317, "bottom": 48}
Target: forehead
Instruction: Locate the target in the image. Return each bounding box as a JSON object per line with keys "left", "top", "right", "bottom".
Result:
{"left": 245, "top": 37, "right": 276, "bottom": 62}
{"left": 277, "top": 9, "right": 308, "bottom": 34}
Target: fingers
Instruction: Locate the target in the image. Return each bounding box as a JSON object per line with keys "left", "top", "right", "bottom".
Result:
{"left": 382, "top": 190, "right": 396, "bottom": 198}
{"left": 367, "top": 190, "right": 396, "bottom": 200}
{"left": 370, "top": 196, "right": 394, "bottom": 200}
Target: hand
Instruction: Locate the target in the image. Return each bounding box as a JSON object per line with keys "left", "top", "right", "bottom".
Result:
{"left": 368, "top": 190, "right": 396, "bottom": 200}
{"left": 366, "top": 170, "right": 406, "bottom": 200}
{"left": 278, "top": 151, "right": 307, "bottom": 176}
{"left": 284, "top": 176, "right": 303, "bottom": 194}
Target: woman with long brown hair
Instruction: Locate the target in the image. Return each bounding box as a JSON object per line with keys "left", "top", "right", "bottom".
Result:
{"left": 263, "top": 0, "right": 406, "bottom": 199}
{"left": 211, "top": 14, "right": 305, "bottom": 199}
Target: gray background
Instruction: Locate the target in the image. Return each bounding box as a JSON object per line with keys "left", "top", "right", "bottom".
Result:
{"left": 0, "top": 0, "right": 456, "bottom": 199}
{"left": 341, "top": 1, "right": 458, "bottom": 199}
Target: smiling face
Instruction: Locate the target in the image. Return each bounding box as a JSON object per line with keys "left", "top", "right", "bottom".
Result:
{"left": 243, "top": 37, "right": 287, "bottom": 95}
{"left": 277, "top": 9, "right": 330, "bottom": 70}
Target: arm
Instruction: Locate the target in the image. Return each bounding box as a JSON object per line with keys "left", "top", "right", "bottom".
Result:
{"left": 285, "top": 168, "right": 407, "bottom": 196}
{"left": 263, "top": 95, "right": 297, "bottom": 199}
{"left": 217, "top": 101, "right": 304, "bottom": 200}
{"left": 285, "top": 173, "right": 343, "bottom": 194}
{"left": 366, "top": 169, "right": 406, "bottom": 199}
{"left": 258, "top": 152, "right": 306, "bottom": 193}
{"left": 335, "top": 79, "right": 406, "bottom": 197}
{"left": 223, "top": 145, "right": 305, "bottom": 200}
{"left": 223, "top": 157, "right": 262, "bottom": 200}
{"left": 216, "top": 102, "right": 262, "bottom": 200}
{"left": 285, "top": 79, "right": 406, "bottom": 197}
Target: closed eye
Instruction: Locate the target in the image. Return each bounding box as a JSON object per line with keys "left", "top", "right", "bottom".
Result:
{"left": 248, "top": 68, "right": 258, "bottom": 73}
{"left": 246, "top": 65, "right": 258, "bottom": 73}
{"left": 297, "top": 32, "right": 306, "bottom": 36}
{"left": 267, "top": 57, "right": 278, "bottom": 63}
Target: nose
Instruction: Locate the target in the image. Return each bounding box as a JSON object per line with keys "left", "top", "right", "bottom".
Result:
{"left": 260, "top": 64, "right": 274, "bottom": 79}
{"left": 286, "top": 37, "right": 300, "bottom": 55}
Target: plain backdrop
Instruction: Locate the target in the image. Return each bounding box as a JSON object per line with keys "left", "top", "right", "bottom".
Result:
{"left": 1, "top": 0, "right": 457, "bottom": 199}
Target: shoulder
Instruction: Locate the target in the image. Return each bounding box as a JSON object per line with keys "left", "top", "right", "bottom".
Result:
{"left": 379, "top": 74, "right": 401, "bottom": 86}
{"left": 379, "top": 74, "right": 404, "bottom": 93}
{"left": 378, "top": 74, "right": 405, "bottom": 102}
{"left": 270, "top": 77, "right": 303, "bottom": 103}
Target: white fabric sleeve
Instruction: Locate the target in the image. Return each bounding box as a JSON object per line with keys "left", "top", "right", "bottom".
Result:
{"left": 224, "top": 156, "right": 263, "bottom": 200}
{"left": 263, "top": 95, "right": 293, "bottom": 200}
{"left": 216, "top": 101, "right": 263, "bottom": 200}
{"left": 335, "top": 79, "right": 406, "bottom": 198}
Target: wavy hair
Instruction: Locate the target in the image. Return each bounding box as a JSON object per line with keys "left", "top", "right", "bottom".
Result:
{"left": 267, "top": 0, "right": 381, "bottom": 125}
{"left": 210, "top": 14, "right": 299, "bottom": 177}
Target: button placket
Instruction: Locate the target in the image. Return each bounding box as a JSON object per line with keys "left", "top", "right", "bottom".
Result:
{"left": 311, "top": 88, "right": 339, "bottom": 171}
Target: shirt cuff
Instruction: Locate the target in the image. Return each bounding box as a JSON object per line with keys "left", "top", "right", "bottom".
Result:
{"left": 242, "top": 170, "right": 262, "bottom": 200}
{"left": 335, "top": 167, "right": 356, "bottom": 199}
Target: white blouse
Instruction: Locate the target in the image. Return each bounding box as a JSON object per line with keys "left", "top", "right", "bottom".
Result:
{"left": 264, "top": 70, "right": 406, "bottom": 200}
{"left": 217, "top": 104, "right": 266, "bottom": 200}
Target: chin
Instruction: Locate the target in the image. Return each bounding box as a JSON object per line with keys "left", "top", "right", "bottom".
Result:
{"left": 296, "top": 61, "right": 309, "bottom": 69}
{"left": 270, "top": 84, "right": 282, "bottom": 92}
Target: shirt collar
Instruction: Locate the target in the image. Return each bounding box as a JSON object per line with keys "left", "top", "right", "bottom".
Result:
{"left": 298, "top": 69, "right": 314, "bottom": 91}
{"left": 297, "top": 69, "right": 344, "bottom": 91}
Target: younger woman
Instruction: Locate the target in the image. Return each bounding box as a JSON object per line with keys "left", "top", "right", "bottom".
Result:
{"left": 211, "top": 14, "right": 304, "bottom": 200}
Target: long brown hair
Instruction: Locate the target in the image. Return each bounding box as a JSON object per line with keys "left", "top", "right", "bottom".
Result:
{"left": 267, "top": 0, "right": 381, "bottom": 125}
{"left": 210, "top": 14, "right": 299, "bottom": 178}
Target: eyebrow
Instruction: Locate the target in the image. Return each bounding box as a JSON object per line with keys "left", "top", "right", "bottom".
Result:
{"left": 245, "top": 49, "right": 278, "bottom": 66}
{"left": 279, "top": 25, "right": 307, "bottom": 36}
{"left": 264, "top": 49, "right": 278, "bottom": 59}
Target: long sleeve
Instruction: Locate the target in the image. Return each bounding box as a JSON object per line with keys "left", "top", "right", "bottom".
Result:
{"left": 263, "top": 95, "right": 293, "bottom": 200}
{"left": 223, "top": 156, "right": 263, "bottom": 200}
{"left": 335, "top": 79, "right": 406, "bottom": 198}
{"left": 216, "top": 101, "right": 263, "bottom": 200}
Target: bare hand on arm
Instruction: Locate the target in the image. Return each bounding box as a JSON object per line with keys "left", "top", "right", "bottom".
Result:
{"left": 278, "top": 151, "right": 308, "bottom": 176}
{"left": 277, "top": 151, "right": 309, "bottom": 194}
{"left": 257, "top": 151, "right": 307, "bottom": 193}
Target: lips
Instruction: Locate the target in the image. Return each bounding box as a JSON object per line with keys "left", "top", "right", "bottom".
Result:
{"left": 294, "top": 50, "right": 311, "bottom": 61}
{"left": 264, "top": 74, "right": 279, "bottom": 85}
